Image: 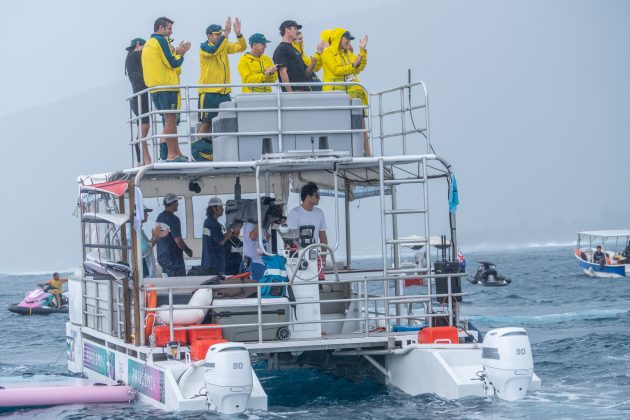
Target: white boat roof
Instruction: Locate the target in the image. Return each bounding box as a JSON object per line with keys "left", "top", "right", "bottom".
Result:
{"left": 578, "top": 230, "right": 630, "bottom": 238}
{"left": 82, "top": 212, "right": 129, "bottom": 227}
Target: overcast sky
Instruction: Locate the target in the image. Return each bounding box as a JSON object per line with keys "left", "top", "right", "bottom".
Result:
{"left": 2, "top": 0, "right": 629, "bottom": 273}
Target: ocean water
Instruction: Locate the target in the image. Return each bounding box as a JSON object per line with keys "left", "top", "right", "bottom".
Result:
{"left": 1, "top": 246, "right": 629, "bottom": 419}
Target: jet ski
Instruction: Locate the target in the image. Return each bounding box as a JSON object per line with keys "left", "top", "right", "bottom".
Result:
{"left": 468, "top": 261, "right": 511, "bottom": 287}
{"left": 7, "top": 284, "right": 69, "bottom": 315}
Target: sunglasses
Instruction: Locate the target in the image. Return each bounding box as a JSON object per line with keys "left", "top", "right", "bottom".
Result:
{"left": 312, "top": 192, "right": 320, "bottom": 197}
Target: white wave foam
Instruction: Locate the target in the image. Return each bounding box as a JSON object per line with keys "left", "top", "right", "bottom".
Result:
{"left": 468, "top": 308, "right": 627, "bottom": 325}
{"left": 0, "top": 267, "right": 78, "bottom": 277}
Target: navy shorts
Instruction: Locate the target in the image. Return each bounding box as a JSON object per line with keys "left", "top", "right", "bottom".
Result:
{"left": 152, "top": 91, "right": 179, "bottom": 111}
{"left": 199, "top": 93, "right": 231, "bottom": 123}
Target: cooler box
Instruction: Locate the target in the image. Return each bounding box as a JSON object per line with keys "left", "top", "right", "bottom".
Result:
{"left": 190, "top": 338, "right": 229, "bottom": 361}
{"left": 418, "top": 326, "right": 458, "bottom": 344}
{"left": 153, "top": 325, "right": 188, "bottom": 347}
{"left": 211, "top": 298, "right": 291, "bottom": 342}
{"left": 187, "top": 324, "right": 223, "bottom": 342}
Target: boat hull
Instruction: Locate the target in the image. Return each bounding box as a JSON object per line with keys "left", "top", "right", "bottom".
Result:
{"left": 576, "top": 256, "right": 628, "bottom": 278}
{"left": 7, "top": 304, "right": 68, "bottom": 315}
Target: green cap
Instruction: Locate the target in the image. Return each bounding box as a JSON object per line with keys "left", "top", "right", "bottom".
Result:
{"left": 249, "top": 33, "right": 271, "bottom": 45}
{"left": 206, "top": 24, "right": 223, "bottom": 35}
{"left": 125, "top": 38, "right": 146, "bottom": 51}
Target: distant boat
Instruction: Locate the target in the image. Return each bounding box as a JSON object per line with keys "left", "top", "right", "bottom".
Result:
{"left": 575, "top": 230, "right": 630, "bottom": 278}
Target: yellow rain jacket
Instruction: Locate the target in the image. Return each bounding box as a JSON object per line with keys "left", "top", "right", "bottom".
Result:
{"left": 237, "top": 53, "right": 278, "bottom": 93}
{"left": 199, "top": 35, "right": 247, "bottom": 94}
{"left": 321, "top": 28, "right": 368, "bottom": 105}
{"left": 292, "top": 42, "right": 322, "bottom": 73}
{"left": 141, "top": 34, "right": 184, "bottom": 92}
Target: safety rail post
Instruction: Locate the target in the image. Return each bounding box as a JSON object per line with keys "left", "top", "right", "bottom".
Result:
{"left": 128, "top": 180, "right": 142, "bottom": 346}
{"left": 276, "top": 86, "right": 283, "bottom": 152}
{"left": 168, "top": 288, "right": 174, "bottom": 343}
{"left": 422, "top": 157, "right": 433, "bottom": 316}
{"left": 257, "top": 285, "right": 263, "bottom": 343}
{"left": 184, "top": 87, "right": 193, "bottom": 162}
{"left": 400, "top": 88, "right": 408, "bottom": 155}
{"left": 363, "top": 277, "right": 369, "bottom": 336}
{"left": 378, "top": 158, "right": 390, "bottom": 332}
{"left": 378, "top": 94, "right": 385, "bottom": 156}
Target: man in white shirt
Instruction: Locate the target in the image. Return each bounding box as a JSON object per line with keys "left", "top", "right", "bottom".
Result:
{"left": 286, "top": 182, "right": 327, "bottom": 246}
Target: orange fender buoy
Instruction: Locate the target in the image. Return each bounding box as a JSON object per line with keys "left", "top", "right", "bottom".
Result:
{"left": 144, "top": 283, "right": 158, "bottom": 341}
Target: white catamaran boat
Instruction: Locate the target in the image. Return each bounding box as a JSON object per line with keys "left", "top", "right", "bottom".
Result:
{"left": 66, "top": 79, "right": 540, "bottom": 414}
{"left": 575, "top": 230, "right": 630, "bottom": 278}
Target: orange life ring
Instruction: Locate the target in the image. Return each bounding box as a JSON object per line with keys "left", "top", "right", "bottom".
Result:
{"left": 144, "top": 283, "right": 157, "bottom": 341}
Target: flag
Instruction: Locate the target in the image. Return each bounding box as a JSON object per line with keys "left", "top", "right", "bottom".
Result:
{"left": 449, "top": 174, "right": 459, "bottom": 213}
{"left": 457, "top": 248, "right": 466, "bottom": 272}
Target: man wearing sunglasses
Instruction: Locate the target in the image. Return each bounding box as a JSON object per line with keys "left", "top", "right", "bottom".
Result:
{"left": 287, "top": 182, "right": 328, "bottom": 247}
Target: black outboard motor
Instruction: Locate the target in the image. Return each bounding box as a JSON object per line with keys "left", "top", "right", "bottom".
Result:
{"left": 434, "top": 235, "right": 462, "bottom": 326}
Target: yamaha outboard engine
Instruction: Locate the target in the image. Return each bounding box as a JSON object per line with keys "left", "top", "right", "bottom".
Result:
{"left": 204, "top": 342, "right": 253, "bottom": 414}
{"left": 481, "top": 327, "right": 534, "bottom": 401}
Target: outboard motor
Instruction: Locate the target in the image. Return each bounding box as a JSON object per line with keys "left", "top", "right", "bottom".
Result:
{"left": 481, "top": 327, "right": 534, "bottom": 401}
{"left": 204, "top": 342, "right": 253, "bottom": 414}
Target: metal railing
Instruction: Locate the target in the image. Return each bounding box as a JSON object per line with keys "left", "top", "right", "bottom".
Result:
{"left": 131, "top": 268, "right": 465, "bottom": 347}
{"left": 127, "top": 81, "right": 372, "bottom": 166}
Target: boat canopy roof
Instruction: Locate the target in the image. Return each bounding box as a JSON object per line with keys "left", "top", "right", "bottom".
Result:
{"left": 578, "top": 230, "right": 630, "bottom": 238}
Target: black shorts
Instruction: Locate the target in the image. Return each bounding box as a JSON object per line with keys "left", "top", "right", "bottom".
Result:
{"left": 130, "top": 92, "right": 150, "bottom": 124}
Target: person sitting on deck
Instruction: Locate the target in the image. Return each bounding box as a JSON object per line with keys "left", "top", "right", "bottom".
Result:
{"left": 593, "top": 245, "right": 606, "bottom": 267}
{"left": 46, "top": 272, "right": 68, "bottom": 307}
{"left": 238, "top": 33, "right": 277, "bottom": 93}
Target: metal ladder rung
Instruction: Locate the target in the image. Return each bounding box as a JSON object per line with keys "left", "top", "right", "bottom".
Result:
{"left": 385, "top": 208, "right": 427, "bottom": 215}
{"left": 385, "top": 238, "right": 428, "bottom": 245}
{"left": 384, "top": 178, "right": 426, "bottom": 185}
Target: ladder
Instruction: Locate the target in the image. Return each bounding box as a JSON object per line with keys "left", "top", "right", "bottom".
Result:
{"left": 377, "top": 158, "right": 433, "bottom": 329}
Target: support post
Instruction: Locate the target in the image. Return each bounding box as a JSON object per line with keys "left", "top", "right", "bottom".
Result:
{"left": 128, "top": 180, "right": 142, "bottom": 346}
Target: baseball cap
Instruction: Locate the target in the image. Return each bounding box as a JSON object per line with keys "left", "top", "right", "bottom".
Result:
{"left": 279, "top": 20, "right": 302, "bottom": 32}
{"left": 163, "top": 193, "right": 181, "bottom": 205}
{"left": 125, "top": 38, "right": 146, "bottom": 51}
{"left": 206, "top": 24, "right": 223, "bottom": 35}
{"left": 249, "top": 33, "right": 271, "bottom": 45}
{"left": 207, "top": 196, "right": 223, "bottom": 207}
{"left": 342, "top": 31, "right": 355, "bottom": 40}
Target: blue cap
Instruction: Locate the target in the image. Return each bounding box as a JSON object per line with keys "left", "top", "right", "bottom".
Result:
{"left": 249, "top": 33, "right": 271, "bottom": 45}
{"left": 342, "top": 31, "right": 355, "bottom": 40}
{"left": 206, "top": 24, "right": 223, "bottom": 35}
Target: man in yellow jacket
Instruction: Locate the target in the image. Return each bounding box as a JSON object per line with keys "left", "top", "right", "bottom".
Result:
{"left": 238, "top": 33, "right": 278, "bottom": 93}
{"left": 322, "top": 28, "right": 370, "bottom": 155}
{"left": 142, "top": 17, "right": 191, "bottom": 162}
{"left": 198, "top": 17, "right": 247, "bottom": 136}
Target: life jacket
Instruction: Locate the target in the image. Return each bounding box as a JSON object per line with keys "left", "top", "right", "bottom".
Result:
{"left": 260, "top": 254, "right": 288, "bottom": 297}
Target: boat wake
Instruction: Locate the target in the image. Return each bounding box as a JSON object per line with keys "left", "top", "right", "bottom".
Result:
{"left": 467, "top": 308, "right": 628, "bottom": 325}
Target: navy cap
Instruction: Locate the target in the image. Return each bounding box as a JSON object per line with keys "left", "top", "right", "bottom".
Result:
{"left": 206, "top": 24, "right": 223, "bottom": 35}
{"left": 249, "top": 33, "right": 271, "bottom": 45}
{"left": 279, "top": 20, "right": 302, "bottom": 32}
{"left": 125, "top": 38, "right": 146, "bottom": 51}
{"left": 342, "top": 31, "right": 355, "bottom": 40}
